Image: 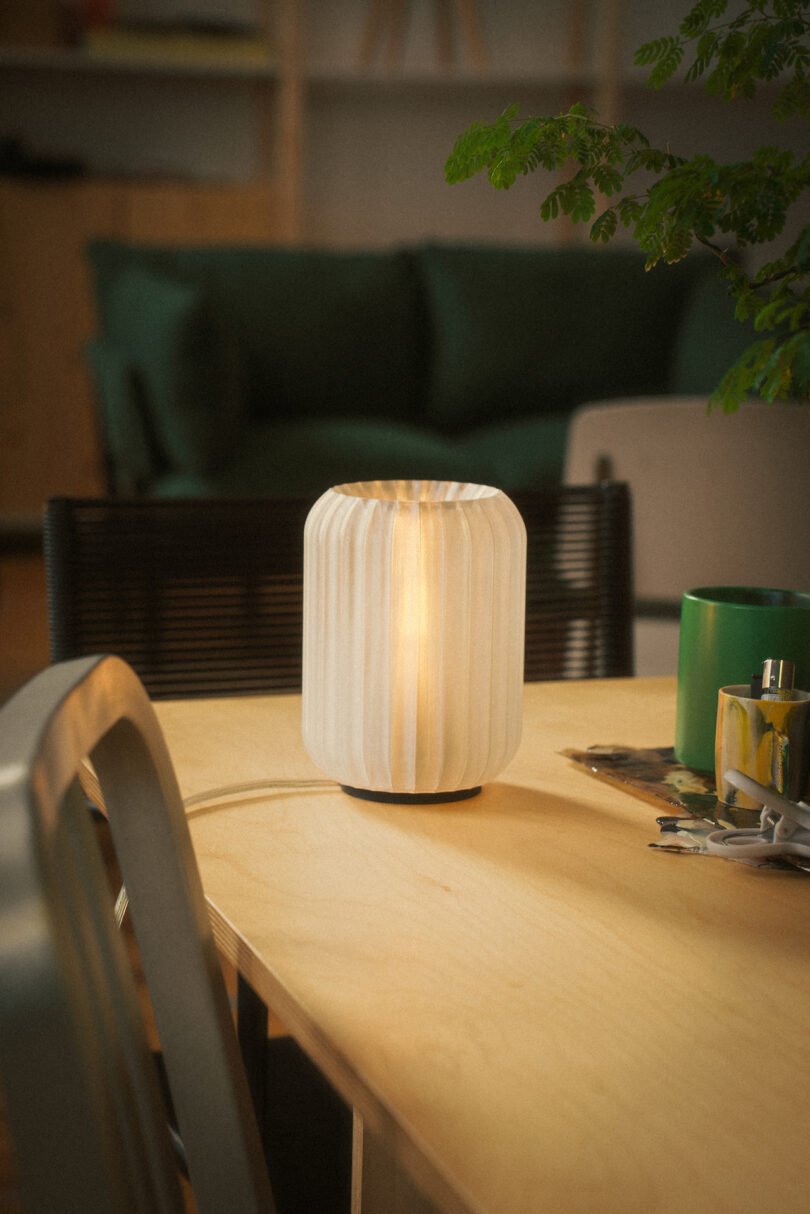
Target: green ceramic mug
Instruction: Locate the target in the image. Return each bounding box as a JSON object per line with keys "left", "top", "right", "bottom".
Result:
{"left": 674, "top": 586, "right": 810, "bottom": 773}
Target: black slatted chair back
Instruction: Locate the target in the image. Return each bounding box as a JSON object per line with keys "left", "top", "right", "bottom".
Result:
{"left": 44, "top": 485, "right": 632, "bottom": 698}
{"left": 512, "top": 482, "right": 633, "bottom": 680}
{"left": 45, "top": 496, "right": 311, "bottom": 698}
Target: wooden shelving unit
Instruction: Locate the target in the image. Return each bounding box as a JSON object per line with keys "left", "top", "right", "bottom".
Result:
{"left": 0, "top": 1, "right": 637, "bottom": 238}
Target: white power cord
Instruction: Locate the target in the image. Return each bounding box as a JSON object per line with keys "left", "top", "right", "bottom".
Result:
{"left": 113, "top": 777, "right": 336, "bottom": 928}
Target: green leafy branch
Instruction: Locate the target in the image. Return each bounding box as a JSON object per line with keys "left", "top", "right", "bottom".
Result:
{"left": 638, "top": 0, "right": 810, "bottom": 119}
{"left": 444, "top": 0, "right": 810, "bottom": 411}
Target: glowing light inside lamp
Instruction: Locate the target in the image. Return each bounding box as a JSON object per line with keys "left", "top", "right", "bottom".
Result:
{"left": 302, "top": 480, "right": 526, "bottom": 803}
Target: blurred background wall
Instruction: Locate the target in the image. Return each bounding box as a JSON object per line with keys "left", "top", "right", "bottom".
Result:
{"left": 2, "top": 0, "right": 805, "bottom": 510}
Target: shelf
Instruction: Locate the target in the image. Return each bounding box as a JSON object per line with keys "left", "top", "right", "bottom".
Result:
{"left": 0, "top": 45, "right": 279, "bottom": 81}
{"left": 0, "top": 48, "right": 698, "bottom": 95}
{"left": 307, "top": 66, "right": 600, "bottom": 91}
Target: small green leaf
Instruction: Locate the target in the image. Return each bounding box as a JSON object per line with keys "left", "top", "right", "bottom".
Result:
{"left": 647, "top": 41, "right": 686, "bottom": 88}
{"left": 590, "top": 208, "right": 619, "bottom": 242}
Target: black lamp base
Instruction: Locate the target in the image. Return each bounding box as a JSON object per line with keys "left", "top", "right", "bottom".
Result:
{"left": 340, "top": 785, "right": 482, "bottom": 805}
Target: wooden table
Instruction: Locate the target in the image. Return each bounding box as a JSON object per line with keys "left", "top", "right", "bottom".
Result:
{"left": 155, "top": 678, "right": 810, "bottom": 1214}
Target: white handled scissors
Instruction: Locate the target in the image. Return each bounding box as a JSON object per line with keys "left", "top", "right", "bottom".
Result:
{"left": 706, "top": 770, "right": 810, "bottom": 860}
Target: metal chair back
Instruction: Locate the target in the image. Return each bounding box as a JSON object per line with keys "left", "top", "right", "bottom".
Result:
{"left": 0, "top": 655, "right": 275, "bottom": 1214}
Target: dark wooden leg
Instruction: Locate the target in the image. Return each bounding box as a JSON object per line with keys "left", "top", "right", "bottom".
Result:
{"left": 237, "top": 973, "right": 268, "bottom": 1128}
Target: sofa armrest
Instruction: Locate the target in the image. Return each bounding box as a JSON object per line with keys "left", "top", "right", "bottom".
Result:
{"left": 85, "top": 338, "right": 160, "bottom": 494}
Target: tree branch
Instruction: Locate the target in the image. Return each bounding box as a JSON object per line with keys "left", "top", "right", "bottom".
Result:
{"left": 695, "top": 233, "right": 735, "bottom": 267}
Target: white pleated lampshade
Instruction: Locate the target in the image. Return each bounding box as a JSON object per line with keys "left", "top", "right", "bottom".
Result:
{"left": 302, "top": 480, "right": 526, "bottom": 802}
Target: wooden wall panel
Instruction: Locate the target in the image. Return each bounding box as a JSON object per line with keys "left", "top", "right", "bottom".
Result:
{"left": 123, "top": 180, "right": 296, "bottom": 245}
{"left": 0, "top": 553, "right": 49, "bottom": 703}
{"left": 0, "top": 180, "right": 117, "bottom": 512}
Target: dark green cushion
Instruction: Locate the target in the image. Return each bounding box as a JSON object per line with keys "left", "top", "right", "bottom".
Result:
{"left": 85, "top": 338, "right": 157, "bottom": 492}
{"left": 416, "top": 244, "right": 708, "bottom": 430}
{"left": 152, "top": 417, "right": 502, "bottom": 499}
{"left": 458, "top": 413, "right": 570, "bottom": 491}
{"left": 670, "top": 272, "right": 758, "bottom": 394}
{"left": 150, "top": 414, "right": 570, "bottom": 499}
{"left": 101, "top": 264, "right": 244, "bottom": 475}
{"left": 88, "top": 241, "right": 427, "bottom": 426}
{"left": 210, "top": 248, "right": 427, "bottom": 424}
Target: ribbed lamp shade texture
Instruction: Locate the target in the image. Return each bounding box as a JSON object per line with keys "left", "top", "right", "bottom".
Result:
{"left": 302, "top": 480, "right": 526, "bottom": 801}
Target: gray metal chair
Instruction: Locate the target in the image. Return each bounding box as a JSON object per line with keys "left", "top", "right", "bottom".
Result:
{"left": 0, "top": 654, "right": 275, "bottom": 1214}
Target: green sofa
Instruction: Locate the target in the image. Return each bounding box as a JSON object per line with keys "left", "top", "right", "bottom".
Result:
{"left": 85, "top": 239, "right": 750, "bottom": 498}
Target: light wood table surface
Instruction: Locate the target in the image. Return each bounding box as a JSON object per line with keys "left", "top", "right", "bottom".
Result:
{"left": 155, "top": 678, "right": 810, "bottom": 1214}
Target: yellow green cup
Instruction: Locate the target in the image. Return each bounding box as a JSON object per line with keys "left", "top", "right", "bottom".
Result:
{"left": 715, "top": 685, "right": 810, "bottom": 809}
{"left": 675, "top": 587, "right": 810, "bottom": 773}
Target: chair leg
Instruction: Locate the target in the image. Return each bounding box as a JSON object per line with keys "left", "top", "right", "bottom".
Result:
{"left": 237, "top": 974, "right": 268, "bottom": 1127}
{"left": 237, "top": 976, "right": 353, "bottom": 1214}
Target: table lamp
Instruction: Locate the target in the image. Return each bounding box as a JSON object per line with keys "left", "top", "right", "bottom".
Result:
{"left": 302, "top": 480, "right": 526, "bottom": 803}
